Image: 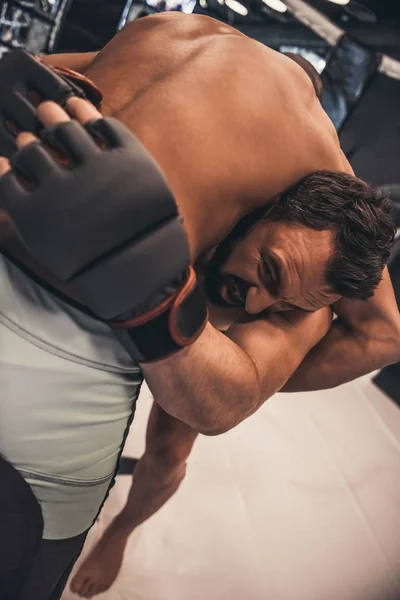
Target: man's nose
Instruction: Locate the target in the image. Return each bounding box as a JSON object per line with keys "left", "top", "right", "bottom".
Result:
{"left": 245, "top": 286, "right": 276, "bottom": 314}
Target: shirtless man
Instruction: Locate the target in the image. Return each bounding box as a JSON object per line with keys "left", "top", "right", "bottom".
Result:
{"left": 0, "top": 12, "right": 399, "bottom": 600}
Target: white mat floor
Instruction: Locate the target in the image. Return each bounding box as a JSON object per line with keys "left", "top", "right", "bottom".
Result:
{"left": 63, "top": 375, "right": 400, "bottom": 600}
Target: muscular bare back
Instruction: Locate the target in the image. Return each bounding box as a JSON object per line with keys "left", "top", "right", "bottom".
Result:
{"left": 85, "top": 12, "right": 347, "bottom": 256}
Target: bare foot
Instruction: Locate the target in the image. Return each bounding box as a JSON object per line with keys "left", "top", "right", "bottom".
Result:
{"left": 70, "top": 522, "right": 129, "bottom": 598}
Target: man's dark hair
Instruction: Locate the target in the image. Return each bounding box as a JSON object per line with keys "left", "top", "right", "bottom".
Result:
{"left": 266, "top": 170, "right": 396, "bottom": 300}
{"left": 284, "top": 52, "right": 323, "bottom": 100}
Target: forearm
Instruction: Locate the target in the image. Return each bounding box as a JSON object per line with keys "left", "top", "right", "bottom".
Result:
{"left": 282, "top": 320, "right": 400, "bottom": 392}
{"left": 142, "top": 314, "right": 322, "bottom": 435}
{"left": 283, "top": 269, "right": 400, "bottom": 392}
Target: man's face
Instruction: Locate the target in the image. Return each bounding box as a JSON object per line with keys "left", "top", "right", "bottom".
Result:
{"left": 204, "top": 219, "right": 341, "bottom": 315}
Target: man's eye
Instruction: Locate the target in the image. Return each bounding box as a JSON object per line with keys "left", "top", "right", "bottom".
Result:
{"left": 229, "top": 280, "right": 242, "bottom": 301}
{"left": 262, "top": 260, "right": 272, "bottom": 280}
{"left": 228, "top": 277, "right": 247, "bottom": 304}
{"left": 262, "top": 257, "right": 276, "bottom": 289}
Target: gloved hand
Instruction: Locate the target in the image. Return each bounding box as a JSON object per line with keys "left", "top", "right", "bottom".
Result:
{"left": 0, "top": 51, "right": 208, "bottom": 362}
{"left": 0, "top": 49, "right": 90, "bottom": 157}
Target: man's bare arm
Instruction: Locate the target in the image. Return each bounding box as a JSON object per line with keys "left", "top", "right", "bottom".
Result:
{"left": 142, "top": 308, "right": 331, "bottom": 435}
{"left": 41, "top": 52, "right": 98, "bottom": 74}
{"left": 282, "top": 268, "right": 400, "bottom": 392}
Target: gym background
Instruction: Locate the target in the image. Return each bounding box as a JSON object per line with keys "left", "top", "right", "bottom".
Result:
{"left": 1, "top": 2, "right": 400, "bottom": 599}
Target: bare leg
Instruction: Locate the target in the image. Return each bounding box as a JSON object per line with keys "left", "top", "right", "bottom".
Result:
{"left": 70, "top": 402, "right": 198, "bottom": 598}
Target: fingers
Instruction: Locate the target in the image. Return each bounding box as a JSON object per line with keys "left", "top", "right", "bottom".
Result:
{"left": 10, "top": 142, "right": 56, "bottom": 183}
{"left": 0, "top": 134, "right": 37, "bottom": 193}
{"left": 65, "top": 97, "right": 103, "bottom": 123}
{"left": 3, "top": 98, "right": 104, "bottom": 179}
{"left": 42, "top": 120, "right": 100, "bottom": 163}
{"left": 65, "top": 98, "right": 108, "bottom": 150}
{"left": 0, "top": 156, "right": 11, "bottom": 177}
{"left": 16, "top": 132, "right": 39, "bottom": 148}
{"left": 34, "top": 98, "right": 100, "bottom": 163}
{"left": 35, "top": 97, "right": 102, "bottom": 130}
{"left": 6, "top": 97, "right": 102, "bottom": 155}
{"left": 66, "top": 98, "right": 126, "bottom": 151}
{"left": 36, "top": 100, "right": 71, "bottom": 131}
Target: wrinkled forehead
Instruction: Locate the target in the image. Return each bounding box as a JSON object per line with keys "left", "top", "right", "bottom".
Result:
{"left": 210, "top": 208, "right": 270, "bottom": 262}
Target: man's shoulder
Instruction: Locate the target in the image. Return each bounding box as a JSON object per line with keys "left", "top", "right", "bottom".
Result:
{"left": 121, "top": 12, "right": 241, "bottom": 38}
{"left": 105, "top": 12, "right": 242, "bottom": 56}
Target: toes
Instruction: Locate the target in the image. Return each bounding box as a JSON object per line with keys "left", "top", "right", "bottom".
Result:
{"left": 69, "top": 572, "right": 108, "bottom": 598}
{"left": 85, "top": 583, "right": 97, "bottom": 598}
{"left": 96, "top": 583, "right": 107, "bottom": 595}
{"left": 70, "top": 573, "right": 88, "bottom": 596}
{"left": 80, "top": 578, "right": 93, "bottom": 598}
{"left": 69, "top": 573, "right": 78, "bottom": 593}
{"left": 65, "top": 97, "right": 102, "bottom": 124}
{"left": 91, "top": 584, "right": 101, "bottom": 596}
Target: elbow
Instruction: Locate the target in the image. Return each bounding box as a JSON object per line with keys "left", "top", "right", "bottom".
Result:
{"left": 194, "top": 411, "right": 240, "bottom": 436}
{"left": 367, "top": 330, "right": 400, "bottom": 368}
{"left": 378, "top": 324, "right": 400, "bottom": 365}
{"left": 385, "top": 340, "right": 400, "bottom": 365}
{"left": 196, "top": 393, "right": 264, "bottom": 437}
{"left": 198, "top": 423, "right": 235, "bottom": 436}
{"left": 389, "top": 324, "right": 400, "bottom": 361}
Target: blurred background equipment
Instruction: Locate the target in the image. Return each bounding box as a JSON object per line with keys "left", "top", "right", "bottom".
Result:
{"left": 0, "top": 0, "right": 76, "bottom": 57}
{"left": 1, "top": 0, "right": 400, "bottom": 401}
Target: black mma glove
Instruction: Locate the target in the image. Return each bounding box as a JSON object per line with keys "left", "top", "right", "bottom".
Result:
{"left": 0, "top": 49, "right": 89, "bottom": 157}
{"left": 0, "top": 56, "right": 207, "bottom": 361}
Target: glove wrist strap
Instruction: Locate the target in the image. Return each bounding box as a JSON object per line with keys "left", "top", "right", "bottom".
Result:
{"left": 109, "top": 268, "right": 208, "bottom": 363}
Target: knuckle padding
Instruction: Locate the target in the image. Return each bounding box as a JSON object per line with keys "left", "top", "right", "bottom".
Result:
{"left": 3, "top": 93, "right": 37, "bottom": 133}
{"left": 0, "top": 49, "right": 87, "bottom": 157}
{"left": 71, "top": 217, "right": 191, "bottom": 320}
{"left": 10, "top": 142, "right": 54, "bottom": 178}
{"left": 0, "top": 171, "right": 28, "bottom": 211}
{"left": 86, "top": 118, "right": 134, "bottom": 147}
{"left": 41, "top": 121, "right": 98, "bottom": 160}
